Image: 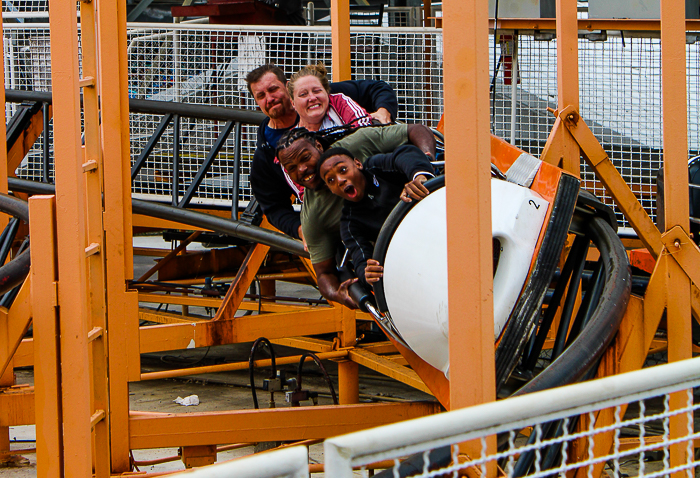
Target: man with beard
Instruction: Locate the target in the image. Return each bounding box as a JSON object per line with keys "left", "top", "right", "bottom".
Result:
{"left": 245, "top": 64, "right": 397, "bottom": 242}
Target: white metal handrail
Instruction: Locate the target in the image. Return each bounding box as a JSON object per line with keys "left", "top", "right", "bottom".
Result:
{"left": 324, "top": 357, "right": 700, "bottom": 477}
{"left": 170, "top": 445, "right": 309, "bottom": 478}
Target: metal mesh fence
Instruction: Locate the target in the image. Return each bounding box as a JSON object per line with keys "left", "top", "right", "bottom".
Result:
{"left": 3, "top": 22, "right": 698, "bottom": 228}
{"left": 4, "top": 23, "right": 444, "bottom": 207}
{"left": 324, "top": 357, "right": 700, "bottom": 478}
{"left": 355, "top": 392, "right": 698, "bottom": 478}
{"left": 2, "top": 0, "right": 47, "bottom": 13}
{"left": 490, "top": 34, "right": 671, "bottom": 228}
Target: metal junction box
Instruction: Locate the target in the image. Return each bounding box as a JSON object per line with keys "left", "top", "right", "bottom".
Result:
{"left": 588, "top": 0, "right": 699, "bottom": 19}
{"left": 488, "top": 0, "right": 555, "bottom": 18}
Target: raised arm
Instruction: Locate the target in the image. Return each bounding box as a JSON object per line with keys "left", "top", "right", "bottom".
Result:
{"left": 330, "top": 80, "right": 399, "bottom": 123}
{"left": 366, "top": 144, "right": 435, "bottom": 181}
{"left": 406, "top": 124, "right": 437, "bottom": 160}
{"left": 313, "top": 258, "right": 359, "bottom": 309}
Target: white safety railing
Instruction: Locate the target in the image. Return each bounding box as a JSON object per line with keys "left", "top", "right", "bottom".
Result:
{"left": 171, "top": 445, "right": 309, "bottom": 478}
{"left": 324, "top": 357, "right": 700, "bottom": 477}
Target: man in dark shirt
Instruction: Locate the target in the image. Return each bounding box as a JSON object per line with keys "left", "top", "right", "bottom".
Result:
{"left": 317, "top": 145, "right": 435, "bottom": 285}
{"left": 245, "top": 64, "right": 398, "bottom": 241}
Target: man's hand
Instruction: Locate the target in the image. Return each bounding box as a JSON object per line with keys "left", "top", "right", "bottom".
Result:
{"left": 337, "top": 277, "right": 360, "bottom": 309}
{"left": 314, "top": 258, "right": 359, "bottom": 309}
{"left": 401, "top": 175, "right": 430, "bottom": 203}
{"left": 298, "top": 225, "right": 308, "bottom": 252}
{"left": 365, "top": 259, "right": 384, "bottom": 284}
{"left": 370, "top": 107, "right": 392, "bottom": 124}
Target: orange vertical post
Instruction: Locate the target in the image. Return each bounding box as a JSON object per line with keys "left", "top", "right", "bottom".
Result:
{"left": 331, "top": 0, "right": 351, "bottom": 81}
{"left": 96, "top": 0, "right": 140, "bottom": 471}
{"left": 0, "top": 15, "right": 8, "bottom": 197}
{"left": 338, "top": 307, "right": 359, "bottom": 404}
{"left": 48, "top": 0, "right": 93, "bottom": 475}
{"left": 30, "top": 195, "right": 62, "bottom": 478}
{"left": 555, "top": 0, "right": 581, "bottom": 176}
{"left": 80, "top": 0, "right": 111, "bottom": 475}
{"left": 443, "top": 0, "right": 496, "bottom": 470}
{"left": 0, "top": 13, "right": 10, "bottom": 462}
{"left": 660, "top": 0, "right": 693, "bottom": 473}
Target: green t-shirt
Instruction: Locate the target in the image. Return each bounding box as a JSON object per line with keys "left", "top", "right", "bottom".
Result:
{"left": 301, "top": 124, "right": 409, "bottom": 264}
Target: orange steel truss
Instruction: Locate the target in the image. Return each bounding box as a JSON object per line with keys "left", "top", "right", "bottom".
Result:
{"left": 0, "top": 0, "right": 697, "bottom": 475}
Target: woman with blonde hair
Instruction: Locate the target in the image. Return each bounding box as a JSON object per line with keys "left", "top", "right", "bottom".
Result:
{"left": 288, "top": 64, "right": 373, "bottom": 132}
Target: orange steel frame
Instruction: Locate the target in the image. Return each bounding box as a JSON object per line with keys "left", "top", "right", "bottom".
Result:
{"left": 0, "top": 0, "right": 697, "bottom": 476}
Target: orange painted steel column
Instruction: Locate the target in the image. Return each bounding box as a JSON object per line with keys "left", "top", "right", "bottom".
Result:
{"left": 0, "top": 13, "right": 10, "bottom": 459}
{"left": 30, "top": 196, "right": 62, "bottom": 478}
{"left": 331, "top": 0, "right": 351, "bottom": 81}
{"left": 80, "top": 1, "right": 111, "bottom": 475}
{"left": 96, "top": 0, "right": 140, "bottom": 471}
{"left": 660, "top": 0, "right": 693, "bottom": 473}
{"left": 48, "top": 0, "right": 93, "bottom": 475}
{"left": 0, "top": 15, "right": 8, "bottom": 198}
{"left": 555, "top": 0, "right": 581, "bottom": 176}
{"left": 338, "top": 307, "right": 359, "bottom": 404}
{"left": 443, "top": 0, "right": 496, "bottom": 469}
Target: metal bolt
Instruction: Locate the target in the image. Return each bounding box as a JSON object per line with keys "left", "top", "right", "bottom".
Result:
{"left": 674, "top": 239, "right": 681, "bottom": 248}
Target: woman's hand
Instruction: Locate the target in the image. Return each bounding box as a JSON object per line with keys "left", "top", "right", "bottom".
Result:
{"left": 370, "top": 107, "right": 392, "bottom": 124}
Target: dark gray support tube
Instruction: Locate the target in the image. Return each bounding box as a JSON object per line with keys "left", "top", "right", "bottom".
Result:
{"left": 131, "top": 113, "right": 173, "bottom": 180}
{"left": 178, "top": 120, "right": 235, "bottom": 209}
{"left": 172, "top": 114, "right": 180, "bottom": 207}
{"left": 231, "top": 121, "right": 242, "bottom": 218}
{"left": 5, "top": 89, "right": 266, "bottom": 124}
{"left": 7, "top": 178, "right": 307, "bottom": 258}
{"left": 42, "top": 102, "right": 50, "bottom": 183}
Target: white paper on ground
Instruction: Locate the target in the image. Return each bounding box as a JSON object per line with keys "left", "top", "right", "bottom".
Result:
{"left": 174, "top": 394, "right": 200, "bottom": 406}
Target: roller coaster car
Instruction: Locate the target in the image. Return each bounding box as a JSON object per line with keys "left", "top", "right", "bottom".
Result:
{"left": 355, "top": 136, "right": 630, "bottom": 409}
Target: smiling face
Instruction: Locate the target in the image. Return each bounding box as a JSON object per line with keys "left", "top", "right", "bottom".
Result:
{"left": 249, "top": 72, "right": 294, "bottom": 122}
{"left": 291, "top": 75, "right": 330, "bottom": 131}
{"left": 319, "top": 154, "right": 366, "bottom": 202}
{"left": 278, "top": 138, "right": 325, "bottom": 189}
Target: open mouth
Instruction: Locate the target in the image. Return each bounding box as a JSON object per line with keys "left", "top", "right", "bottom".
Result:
{"left": 302, "top": 173, "right": 316, "bottom": 184}
{"left": 343, "top": 184, "right": 357, "bottom": 199}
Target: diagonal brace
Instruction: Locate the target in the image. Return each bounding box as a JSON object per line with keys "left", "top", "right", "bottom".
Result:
{"left": 213, "top": 243, "right": 270, "bottom": 321}
{"left": 557, "top": 105, "right": 664, "bottom": 258}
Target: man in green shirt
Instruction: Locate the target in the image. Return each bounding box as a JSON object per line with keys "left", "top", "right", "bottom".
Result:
{"left": 276, "top": 124, "right": 436, "bottom": 308}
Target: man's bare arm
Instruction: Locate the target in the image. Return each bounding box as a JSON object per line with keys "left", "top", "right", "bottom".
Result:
{"left": 406, "top": 124, "right": 437, "bottom": 160}
{"left": 313, "top": 258, "right": 359, "bottom": 309}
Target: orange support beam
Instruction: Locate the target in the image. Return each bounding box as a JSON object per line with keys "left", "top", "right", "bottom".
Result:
{"left": 29, "top": 195, "right": 62, "bottom": 478}
{"left": 331, "top": 0, "right": 351, "bottom": 81}
{"left": 140, "top": 308, "right": 343, "bottom": 354}
{"left": 213, "top": 243, "right": 270, "bottom": 321}
{"left": 48, "top": 0, "right": 93, "bottom": 474}
{"left": 129, "top": 402, "right": 441, "bottom": 449}
{"left": 660, "top": 0, "right": 694, "bottom": 472}
{"left": 0, "top": 13, "right": 10, "bottom": 461}
{"left": 554, "top": 0, "right": 580, "bottom": 175}
{"left": 96, "top": 0, "right": 141, "bottom": 471}
{"left": 443, "top": 0, "right": 496, "bottom": 471}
